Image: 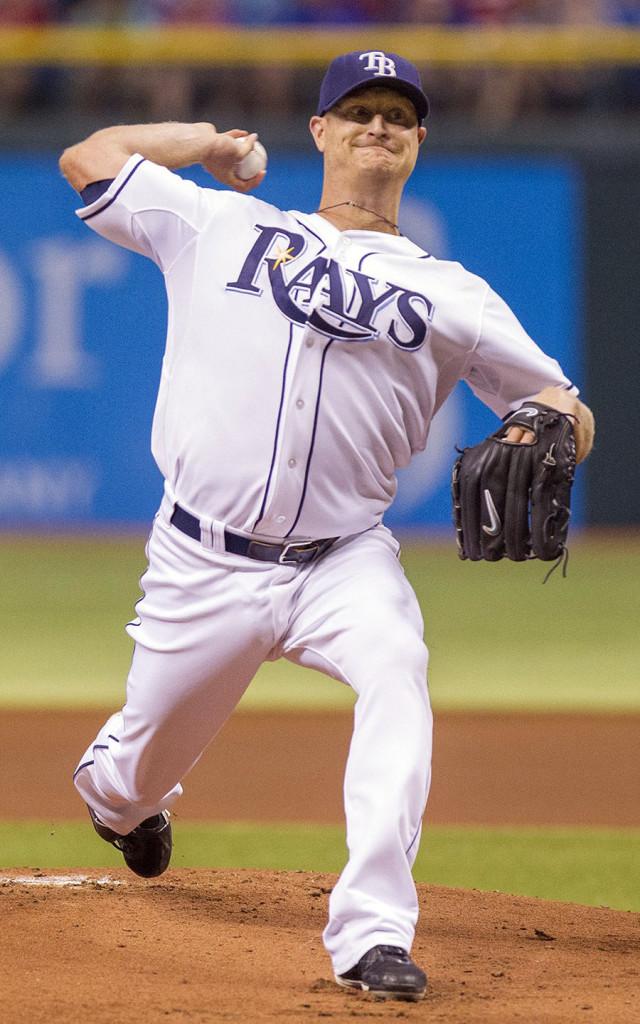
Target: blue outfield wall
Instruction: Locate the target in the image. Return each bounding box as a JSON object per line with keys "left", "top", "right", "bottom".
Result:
{"left": 0, "top": 155, "right": 583, "bottom": 529}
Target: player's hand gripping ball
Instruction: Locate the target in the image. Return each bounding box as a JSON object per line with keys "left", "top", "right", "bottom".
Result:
{"left": 451, "top": 402, "right": 577, "bottom": 564}
{"left": 234, "top": 139, "right": 268, "bottom": 181}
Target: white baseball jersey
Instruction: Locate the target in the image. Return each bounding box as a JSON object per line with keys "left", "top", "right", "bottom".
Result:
{"left": 77, "top": 154, "right": 576, "bottom": 540}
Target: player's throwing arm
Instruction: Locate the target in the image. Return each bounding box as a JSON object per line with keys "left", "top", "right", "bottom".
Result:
{"left": 60, "top": 121, "right": 267, "bottom": 195}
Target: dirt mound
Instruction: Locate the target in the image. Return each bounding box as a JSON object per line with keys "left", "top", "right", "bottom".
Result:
{"left": 2, "top": 869, "right": 638, "bottom": 1023}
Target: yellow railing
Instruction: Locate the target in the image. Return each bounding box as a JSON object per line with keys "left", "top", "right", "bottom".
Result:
{"left": 1, "top": 26, "right": 640, "bottom": 67}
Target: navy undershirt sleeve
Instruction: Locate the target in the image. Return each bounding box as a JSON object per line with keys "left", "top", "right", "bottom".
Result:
{"left": 80, "top": 179, "right": 115, "bottom": 205}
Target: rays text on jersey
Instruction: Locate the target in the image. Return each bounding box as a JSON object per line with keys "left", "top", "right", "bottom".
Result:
{"left": 226, "top": 225, "right": 435, "bottom": 350}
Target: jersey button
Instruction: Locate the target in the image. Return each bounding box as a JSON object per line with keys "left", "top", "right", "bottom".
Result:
{"left": 275, "top": 515, "right": 286, "bottom": 524}
{"left": 288, "top": 458, "right": 297, "bottom": 468}
{"left": 296, "top": 399, "right": 304, "bottom": 409}
{"left": 305, "top": 338, "right": 314, "bottom": 348}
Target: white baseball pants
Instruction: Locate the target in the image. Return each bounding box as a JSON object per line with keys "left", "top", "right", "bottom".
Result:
{"left": 74, "top": 503, "right": 432, "bottom": 976}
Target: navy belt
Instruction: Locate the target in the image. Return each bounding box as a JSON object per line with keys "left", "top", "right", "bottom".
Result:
{"left": 170, "top": 504, "right": 337, "bottom": 566}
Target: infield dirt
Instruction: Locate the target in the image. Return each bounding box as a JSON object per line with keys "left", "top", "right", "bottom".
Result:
{"left": 3, "top": 709, "right": 639, "bottom": 1022}
{"left": 1, "top": 709, "right": 638, "bottom": 824}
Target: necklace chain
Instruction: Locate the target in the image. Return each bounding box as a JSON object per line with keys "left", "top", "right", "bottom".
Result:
{"left": 316, "top": 201, "right": 401, "bottom": 235}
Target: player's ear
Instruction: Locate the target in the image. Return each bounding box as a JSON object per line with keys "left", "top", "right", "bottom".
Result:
{"left": 417, "top": 125, "right": 427, "bottom": 145}
{"left": 309, "top": 115, "right": 326, "bottom": 153}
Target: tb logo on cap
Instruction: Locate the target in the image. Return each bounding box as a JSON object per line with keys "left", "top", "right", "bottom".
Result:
{"left": 359, "top": 51, "right": 397, "bottom": 77}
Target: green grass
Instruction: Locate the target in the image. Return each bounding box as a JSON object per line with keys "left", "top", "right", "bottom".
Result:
{"left": 1, "top": 533, "right": 638, "bottom": 711}
{"left": 1, "top": 821, "right": 638, "bottom": 912}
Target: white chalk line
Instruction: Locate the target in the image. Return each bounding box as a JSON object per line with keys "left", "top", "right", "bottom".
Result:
{"left": 0, "top": 874, "right": 125, "bottom": 888}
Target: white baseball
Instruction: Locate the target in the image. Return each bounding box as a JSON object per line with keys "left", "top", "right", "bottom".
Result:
{"left": 233, "top": 139, "right": 268, "bottom": 181}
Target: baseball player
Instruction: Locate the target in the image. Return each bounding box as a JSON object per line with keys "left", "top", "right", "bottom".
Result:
{"left": 60, "top": 51, "right": 594, "bottom": 1002}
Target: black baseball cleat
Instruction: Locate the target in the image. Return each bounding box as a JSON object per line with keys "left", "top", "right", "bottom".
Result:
{"left": 335, "top": 945, "right": 427, "bottom": 1002}
{"left": 88, "top": 806, "right": 172, "bottom": 878}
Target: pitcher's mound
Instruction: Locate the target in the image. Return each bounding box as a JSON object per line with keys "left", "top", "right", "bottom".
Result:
{"left": 2, "top": 868, "right": 637, "bottom": 1023}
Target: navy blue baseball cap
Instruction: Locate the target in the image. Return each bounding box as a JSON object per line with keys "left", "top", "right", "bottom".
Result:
{"left": 317, "top": 50, "right": 429, "bottom": 122}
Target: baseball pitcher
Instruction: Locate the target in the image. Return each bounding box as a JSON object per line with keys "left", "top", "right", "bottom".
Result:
{"left": 60, "top": 50, "right": 594, "bottom": 1001}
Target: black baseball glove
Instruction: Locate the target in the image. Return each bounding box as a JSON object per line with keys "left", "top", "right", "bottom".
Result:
{"left": 451, "top": 402, "right": 577, "bottom": 565}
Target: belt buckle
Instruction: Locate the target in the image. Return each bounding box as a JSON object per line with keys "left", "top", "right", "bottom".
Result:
{"left": 278, "top": 540, "right": 319, "bottom": 565}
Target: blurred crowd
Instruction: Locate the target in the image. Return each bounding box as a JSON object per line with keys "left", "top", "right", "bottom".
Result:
{"left": 1, "top": 1, "right": 640, "bottom": 129}
{"left": 2, "top": 2, "right": 640, "bottom": 25}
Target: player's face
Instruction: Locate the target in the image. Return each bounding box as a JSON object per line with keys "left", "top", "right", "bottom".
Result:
{"left": 310, "top": 87, "right": 427, "bottom": 185}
